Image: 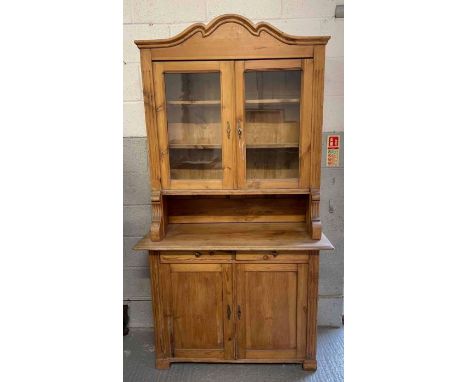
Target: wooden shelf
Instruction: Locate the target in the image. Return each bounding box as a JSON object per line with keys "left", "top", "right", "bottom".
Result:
{"left": 245, "top": 98, "right": 300, "bottom": 104}
{"left": 246, "top": 143, "right": 299, "bottom": 149}
{"left": 161, "top": 188, "right": 312, "bottom": 196}
{"left": 134, "top": 222, "right": 334, "bottom": 251}
{"left": 167, "top": 100, "right": 221, "bottom": 105}
{"left": 170, "top": 144, "right": 222, "bottom": 149}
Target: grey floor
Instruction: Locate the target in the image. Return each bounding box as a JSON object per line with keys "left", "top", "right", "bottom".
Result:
{"left": 124, "top": 327, "right": 343, "bottom": 382}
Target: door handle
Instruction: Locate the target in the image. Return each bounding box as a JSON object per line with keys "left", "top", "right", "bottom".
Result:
{"left": 237, "top": 305, "right": 241, "bottom": 320}
{"left": 227, "top": 305, "right": 231, "bottom": 320}
{"left": 226, "top": 121, "right": 231, "bottom": 139}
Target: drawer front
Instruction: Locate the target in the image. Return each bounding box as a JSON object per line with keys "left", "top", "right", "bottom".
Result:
{"left": 235, "top": 251, "right": 309, "bottom": 262}
{"left": 160, "top": 251, "right": 233, "bottom": 263}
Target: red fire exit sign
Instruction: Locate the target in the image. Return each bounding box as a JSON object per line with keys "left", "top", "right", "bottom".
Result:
{"left": 326, "top": 134, "right": 340, "bottom": 167}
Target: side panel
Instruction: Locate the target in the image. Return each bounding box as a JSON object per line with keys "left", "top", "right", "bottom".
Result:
{"left": 306, "top": 252, "right": 320, "bottom": 361}
{"left": 148, "top": 253, "right": 170, "bottom": 365}
{"left": 310, "top": 46, "right": 326, "bottom": 189}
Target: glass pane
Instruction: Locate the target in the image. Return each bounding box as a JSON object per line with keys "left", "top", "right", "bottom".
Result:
{"left": 244, "top": 70, "right": 301, "bottom": 180}
{"left": 165, "top": 73, "right": 222, "bottom": 180}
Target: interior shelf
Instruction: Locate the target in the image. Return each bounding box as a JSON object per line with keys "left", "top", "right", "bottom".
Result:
{"left": 134, "top": 222, "right": 334, "bottom": 251}
{"left": 245, "top": 98, "right": 300, "bottom": 104}
{"left": 246, "top": 143, "right": 299, "bottom": 148}
{"left": 161, "top": 188, "right": 311, "bottom": 196}
{"left": 169, "top": 144, "right": 222, "bottom": 149}
{"left": 167, "top": 100, "right": 221, "bottom": 105}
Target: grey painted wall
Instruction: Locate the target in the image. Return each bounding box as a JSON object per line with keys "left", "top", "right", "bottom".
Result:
{"left": 123, "top": 132, "right": 344, "bottom": 327}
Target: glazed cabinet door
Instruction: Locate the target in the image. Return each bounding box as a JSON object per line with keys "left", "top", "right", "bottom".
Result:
{"left": 235, "top": 59, "right": 313, "bottom": 189}
{"left": 153, "top": 61, "right": 236, "bottom": 190}
{"left": 236, "top": 263, "right": 308, "bottom": 360}
{"left": 159, "top": 263, "right": 234, "bottom": 359}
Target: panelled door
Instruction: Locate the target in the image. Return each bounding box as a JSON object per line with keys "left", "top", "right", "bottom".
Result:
{"left": 235, "top": 263, "right": 308, "bottom": 360}
{"left": 235, "top": 59, "right": 313, "bottom": 189}
{"left": 159, "top": 263, "right": 234, "bottom": 359}
{"left": 153, "top": 61, "right": 236, "bottom": 190}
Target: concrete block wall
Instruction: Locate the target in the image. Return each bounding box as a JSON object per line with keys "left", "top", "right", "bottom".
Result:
{"left": 123, "top": 0, "right": 344, "bottom": 327}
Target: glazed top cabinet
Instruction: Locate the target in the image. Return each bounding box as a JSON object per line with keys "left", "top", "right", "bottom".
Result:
{"left": 154, "top": 59, "right": 310, "bottom": 190}
{"left": 135, "top": 14, "right": 332, "bottom": 242}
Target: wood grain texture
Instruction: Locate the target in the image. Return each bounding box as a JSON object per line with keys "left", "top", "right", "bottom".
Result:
{"left": 307, "top": 189, "right": 322, "bottom": 239}
{"left": 134, "top": 15, "right": 332, "bottom": 369}
{"left": 310, "top": 45, "right": 326, "bottom": 189}
{"left": 235, "top": 61, "right": 246, "bottom": 189}
{"left": 165, "top": 263, "right": 230, "bottom": 359}
{"left": 150, "top": 191, "right": 166, "bottom": 241}
{"left": 296, "top": 264, "right": 308, "bottom": 358}
{"left": 156, "top": 358, "right": 171, "bottom": 369}
{"left": 303, "top": 359, "right": 317, "bottom": 371}
{"left": 220, "top": 61, "right": 236, "bottom": 188}
{"left": 134, "top": 223, "right": 334, "bottom": 251}
{"left": 134, "top": 15, "right": 329, "bottom": 61}
{"left": 135, "top": 15, "right": 330, "bottom": 48}
{"left": 153, "top": 62, "right": 171, "bottom": 189}
{"left": 299, "top": 59, "right": 313, "bottom": 188}
{"left": 148, "top": 253, "right": 169, "bottom": 362}
{"left": 167, "top": 195, "right": 307, "bottom": 224}
{"left": 306, "top": 252, "right": 320, "bottom": 362}
{"left": 236, "top": 263, "right": 307, "bottom": 360}
{"left": 160, "top": 251, "right": 233, "bottom": 263}
{"left": 162, "top": 188, "right": 311, "bottom": 195}
{"left": 158, "top": 262, "right": 174, "bottom": 358}
{"left": 222, "top": 263, "right": 235, "bottom": 359}
{"left": 168, "top": 357, "right": 304, "bottom": 364}
{"left": 245, "top": 59, "right": 302, "bottom": 71}
{"left": 235, "top": 253, "right": 308, "bottom": 263}
{"left": 139, "top": 49, "right": 161, "bottom": 191}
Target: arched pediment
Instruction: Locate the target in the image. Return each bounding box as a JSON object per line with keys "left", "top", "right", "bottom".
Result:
{"left": 135, "top": 14, "right": 330, "bottom": 60}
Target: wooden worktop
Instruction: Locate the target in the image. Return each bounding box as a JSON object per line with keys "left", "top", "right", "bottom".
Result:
{"left": 134, "top": 222, "right": 334, "bottom": 252}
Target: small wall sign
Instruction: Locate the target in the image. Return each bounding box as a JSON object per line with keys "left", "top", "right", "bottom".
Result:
{"left": 326, "top": 134, "right": 340, "bottom": 167}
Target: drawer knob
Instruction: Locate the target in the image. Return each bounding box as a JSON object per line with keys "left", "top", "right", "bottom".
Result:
{"left": 263, "top": 255, "right": 269, "bottom": 260}
{"left": 194, "top": 251, "right": 202, "bottom": 257}
{"left": 271, "top": 251, "right": 278, "bottom": 257}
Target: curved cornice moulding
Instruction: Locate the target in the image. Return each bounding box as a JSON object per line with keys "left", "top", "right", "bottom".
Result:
{"left": 135, "top": 14, "right": 330, "bottom": 48}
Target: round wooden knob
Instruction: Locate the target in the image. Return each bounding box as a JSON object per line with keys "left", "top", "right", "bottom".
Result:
{"left": 263, "top": 255, "right": 269, "bottom": 260}
{"left": 194, "top": 251, "right": 202, "bottom": 257}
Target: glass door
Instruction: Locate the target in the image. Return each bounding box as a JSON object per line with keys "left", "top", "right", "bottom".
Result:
{"left": 235, "top": 59, "right": 312, "bottom": 189}
{"left": 154, "top": 61, "right": 235, "bottom": 190}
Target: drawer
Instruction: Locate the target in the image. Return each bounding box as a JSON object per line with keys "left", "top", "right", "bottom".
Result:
{"left": 160, "top": 251, "right": 233, "bottom": 263}
{"left": 235, "top": 251, "right": 309, "bottom": 262}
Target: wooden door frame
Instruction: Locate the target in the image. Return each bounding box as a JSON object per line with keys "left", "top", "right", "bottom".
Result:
{"left": 234, "top": 59, "right": 312, "bottom": 190}
{"left": 153, "top": 60, "right": 236, "bottom": 190}
{"left": 235, "top": 262, "right": 308, "bottom": 360}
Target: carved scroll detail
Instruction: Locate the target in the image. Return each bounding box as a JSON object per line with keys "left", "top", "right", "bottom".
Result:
{"left": 308, "top": 190, "right": 322, "bottom": 240}
{"left": 150, "top": 190, "right": 166, "bottom": 241}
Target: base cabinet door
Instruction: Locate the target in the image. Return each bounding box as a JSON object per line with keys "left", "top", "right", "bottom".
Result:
{"left": 236, "top": 263, "right": 308, "bottom": 360}
{"left": 160, "top": 263, "right": 234, "bottom": 359}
